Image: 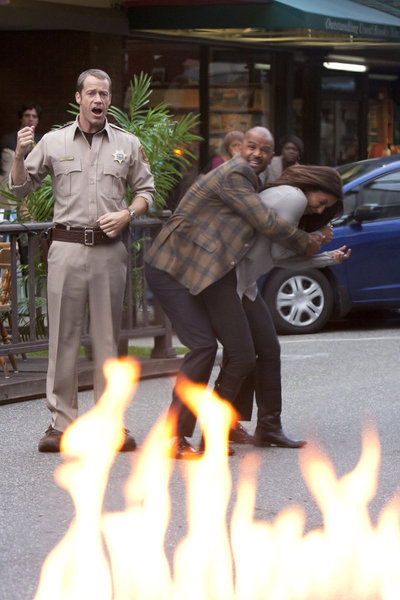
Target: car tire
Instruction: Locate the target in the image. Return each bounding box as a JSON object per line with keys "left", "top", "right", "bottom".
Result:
{"left": 261, "top": 268, "right": 334, "bottom": 334}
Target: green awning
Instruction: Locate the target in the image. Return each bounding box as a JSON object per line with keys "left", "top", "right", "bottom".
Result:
{"left": 125, "top": 0, "right": 400, "bottom": 43}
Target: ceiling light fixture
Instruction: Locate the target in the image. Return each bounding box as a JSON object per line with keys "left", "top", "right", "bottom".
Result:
{"left": 323, "top": 61, "right": 368, "bottom": 73}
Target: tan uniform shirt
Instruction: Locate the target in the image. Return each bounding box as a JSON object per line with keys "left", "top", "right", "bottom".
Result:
{"left": 10, "top": 117, "right": 154, "bottom": 224}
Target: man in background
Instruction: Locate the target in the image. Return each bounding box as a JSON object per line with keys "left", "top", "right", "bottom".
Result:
{"left": 0, "top": 102, "right": 42, "bottom": 188}
{"left": 0, "top": 103, "right": 43, "bottom": 262}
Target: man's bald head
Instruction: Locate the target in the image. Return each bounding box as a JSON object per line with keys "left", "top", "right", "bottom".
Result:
{"left": 245, "top": 126, "right": 274, "bottom": 145}
{"left": 241, "top": 127, "right": 275, "bottom": 174}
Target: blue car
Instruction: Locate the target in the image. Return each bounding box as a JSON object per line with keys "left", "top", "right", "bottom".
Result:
{"left": 258, "top": 155, "right": 400, "bottom": 334}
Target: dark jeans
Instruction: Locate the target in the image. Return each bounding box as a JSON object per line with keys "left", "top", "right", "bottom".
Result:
{"left": 199, "top": 269, "right": 282, "bottom": 436}
{"left": 145, "top": 264, "right": 282, "bottom": 438}
{"left": 145, "top": 263, "right": 218, "bottom": 437}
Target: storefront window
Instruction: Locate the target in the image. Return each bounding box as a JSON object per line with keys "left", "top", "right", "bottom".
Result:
{"left": 125, "top": 40, "right": 200, "bottom": 103}
{"left": 319, "top": 72, "right": 360, "bottom": 165}
{"left": 124, "top": 41, "right": 272, "bottom": 198}
{"left": 124, "top": 40, "right": 201, "bottom": 205}
{"left": 208, "top": 48, "right": 272, "bottom": 167}
{"left": 320, "top": 99, "right": 359, "bottom": 165}
{"left": 367, "top": 80, "right": 400, "bottom": 157}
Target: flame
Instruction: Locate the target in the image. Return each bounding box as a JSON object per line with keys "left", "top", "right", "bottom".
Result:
{"left": 34, "top": 358, "right": 400, "bottom": 600}
{"left": 34, "top": 357, "right": 140, "bottom": 600}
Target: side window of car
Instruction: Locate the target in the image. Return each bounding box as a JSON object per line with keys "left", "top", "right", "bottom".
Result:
{"left": 332, "top": 190, "right": 358, "bottom": 226}
{"left": 361, "top": 170, "right": 400, "bottom": 220}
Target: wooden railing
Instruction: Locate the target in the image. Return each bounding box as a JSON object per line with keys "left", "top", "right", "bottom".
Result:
{"left": 0, "top": 213, "right": 176, "bottom": 359}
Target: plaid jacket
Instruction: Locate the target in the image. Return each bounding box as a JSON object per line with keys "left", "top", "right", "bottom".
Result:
{"left": 146, "top": 155, "right": 309, "bottom": 295}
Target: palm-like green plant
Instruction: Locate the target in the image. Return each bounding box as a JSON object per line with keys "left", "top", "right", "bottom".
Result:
{"left": 107, "top": 72, "right": 201, "bottom": 209}
{"left": 0, "top": 174, "right": 54, "bottom": 222}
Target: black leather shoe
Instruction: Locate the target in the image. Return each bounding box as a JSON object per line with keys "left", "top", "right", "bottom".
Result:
{"left": 38, "top": 426, "right": 63, "bottom": 453}
{"left": 254, "top": 430, "right": 307, "bottom": 449}
{"left": 119, "top": 429, "right": 137, "bottom": 452}
{"left": 198, "top": 437, "right": 235, "bottom": 456}
{"left": 168, "top": 436, "right": 203, "bottom": 460}
{"left": 229, "top": 423, "right": 254, "bottom": 444}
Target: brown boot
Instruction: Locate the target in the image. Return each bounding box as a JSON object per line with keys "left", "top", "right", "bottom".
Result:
{"left": 38, "top": 426, "right": 63, "bottom": 453}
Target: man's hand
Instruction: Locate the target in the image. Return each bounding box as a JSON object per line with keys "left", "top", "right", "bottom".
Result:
{"left": 318, "top": 224, "right": 333, "bottom": 243}
{"left": 304, "top": 232, "right": 323, "bottom": 256}
{"left": 15, "top": 126, "right": 35, "bottom": 159}
{"left": 11, "top": 126, "right": 36, "bottom": 186}
{"left": 97, "top": 209, "right": 130, "bottom": 238}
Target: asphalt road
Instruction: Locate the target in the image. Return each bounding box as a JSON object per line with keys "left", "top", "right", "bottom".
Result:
{"left": 1, "top": 310, "right": 400, "bottom": 600}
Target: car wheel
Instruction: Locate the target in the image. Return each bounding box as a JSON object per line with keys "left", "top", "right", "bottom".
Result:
{"left": 261, "top": 268, "right": 334, "bottom": 334}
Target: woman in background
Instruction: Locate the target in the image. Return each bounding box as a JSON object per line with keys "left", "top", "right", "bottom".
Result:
{"left": 211, "top": 130, "right": 244, "bottom": 169}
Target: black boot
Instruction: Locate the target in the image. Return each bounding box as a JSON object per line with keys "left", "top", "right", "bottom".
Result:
{"left": 254, "top": 412, "right": 306, "bottom": 448}
{"left": 253, "top": 429, "right": 306, "bottom": 448}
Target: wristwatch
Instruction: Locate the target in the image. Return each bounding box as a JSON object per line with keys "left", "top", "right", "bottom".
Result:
{"left": 127, "top": 208, "right": 136, "bottom": 223}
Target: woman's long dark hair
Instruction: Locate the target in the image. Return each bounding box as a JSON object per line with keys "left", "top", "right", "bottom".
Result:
{"left": 265, "top": 165, "right": 344, "bottom": 231}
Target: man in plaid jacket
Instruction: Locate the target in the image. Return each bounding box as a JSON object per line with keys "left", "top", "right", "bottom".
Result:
{"left": 145, "top": 126, "right": 322, "bottom": 458}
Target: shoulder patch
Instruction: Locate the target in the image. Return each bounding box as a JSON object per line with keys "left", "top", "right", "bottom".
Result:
{"left": 138, "top": 144, "right": 150, "bottom": 164}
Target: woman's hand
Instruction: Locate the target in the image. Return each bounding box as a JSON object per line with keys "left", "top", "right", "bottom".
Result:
{"left": 318, "top": 224, "right": 333, "bottom": 243}
{"left": 332, "top": 245, "right": 351, "bottom": 264}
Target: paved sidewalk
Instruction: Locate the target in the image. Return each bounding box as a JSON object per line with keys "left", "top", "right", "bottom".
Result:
{"left": 1, "top": 330, "right": 400, "bottom": 599}
{"left": 0, "top": 343, "right": 185, "bottom": 405}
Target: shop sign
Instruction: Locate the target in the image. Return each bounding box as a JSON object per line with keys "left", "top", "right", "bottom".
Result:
{"left": 325, "top": 17, "right": 400, "bottom": 40}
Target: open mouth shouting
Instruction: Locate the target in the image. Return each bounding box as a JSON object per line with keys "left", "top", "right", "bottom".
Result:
{"left": 76, "top": 75, "right": 112, "bottom": 133}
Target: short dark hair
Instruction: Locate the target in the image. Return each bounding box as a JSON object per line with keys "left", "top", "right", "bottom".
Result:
{"left": 18, "top": 102, "right": 41, "bottom": 120}
{"left": 279, "top": 134, "right": 304, "bottom": 156}
{"left": 76, "top": 69, "right": 112, "bottom": 94}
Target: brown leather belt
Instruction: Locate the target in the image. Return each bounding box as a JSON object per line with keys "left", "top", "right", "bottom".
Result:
{"left": 51, "top": 225, "right": 120, "bottom": 246}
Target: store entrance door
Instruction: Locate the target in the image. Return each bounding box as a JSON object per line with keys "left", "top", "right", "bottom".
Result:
{"left": 320, "top": 99, "right": 360, "bottom": 166}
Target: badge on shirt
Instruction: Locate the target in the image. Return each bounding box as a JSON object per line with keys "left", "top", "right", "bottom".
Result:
{"left": 138, "top": 145, "right": 150, "bottom": 164}
{"left": 113, "top": 149, "right": 127, "bottom": 164}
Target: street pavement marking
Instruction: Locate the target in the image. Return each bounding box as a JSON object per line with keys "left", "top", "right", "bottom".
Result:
{"left": 281, "top": 335, "right": 400, "bottom": 344}
{"left": 282, "top": 353, "right": 329, "bottom": 360}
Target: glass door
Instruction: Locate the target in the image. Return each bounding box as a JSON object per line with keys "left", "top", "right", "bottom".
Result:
{"left": 320, "top": 99, "right": 359, "bottom": 166}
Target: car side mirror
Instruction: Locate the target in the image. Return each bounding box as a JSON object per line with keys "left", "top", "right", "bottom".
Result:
{"left": 353, "top": 204, "right": 383, "bottom": 223}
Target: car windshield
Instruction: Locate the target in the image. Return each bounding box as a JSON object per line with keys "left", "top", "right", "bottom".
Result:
{"left": 337, "top": 162, "right": 380, "bottom": 185}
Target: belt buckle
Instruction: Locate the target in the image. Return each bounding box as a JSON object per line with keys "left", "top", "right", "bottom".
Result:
{"left": 84, "top": 228, "right": 95, "bottom": 246}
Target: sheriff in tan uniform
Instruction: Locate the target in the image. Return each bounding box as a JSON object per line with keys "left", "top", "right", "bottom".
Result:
{"left": 10, "top": 69, "right": 155, "bottom": 452}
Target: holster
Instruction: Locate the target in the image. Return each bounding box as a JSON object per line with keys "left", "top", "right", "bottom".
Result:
{"left": 39, "top": 227, "right": 53, "bottom": 270}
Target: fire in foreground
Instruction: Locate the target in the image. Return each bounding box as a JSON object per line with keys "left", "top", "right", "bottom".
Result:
{"left": 34, "top": 358, "right": 400, "bottom": 600}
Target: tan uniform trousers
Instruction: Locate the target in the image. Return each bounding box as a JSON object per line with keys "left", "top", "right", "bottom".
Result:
{"left": 46, "top": 239, "right": 128, "bottom": 431}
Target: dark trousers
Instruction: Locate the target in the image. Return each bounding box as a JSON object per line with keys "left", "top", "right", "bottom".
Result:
{"left": 199, "top": 269, "right": 282, "bottom": 436}
{"left": 146, "top": 264, "right": 283, "bottom": 437}
{"left": 145, "top": 263, "right": 218, "bottom": 437}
